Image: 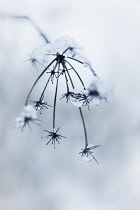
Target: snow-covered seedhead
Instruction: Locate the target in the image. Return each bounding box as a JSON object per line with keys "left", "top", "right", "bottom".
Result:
{"left": 27, "top": 36, "right": 97, "bottom": 76}
{"left": 15, "top": 28, "right": 106, "bottom": 163}
{"left": 21, "top": 105, "right": 37, "bottom": 119}
{"left": 88, "top": 79, "right": 107, "bottom": 105}
{"left": 15, "top": 105, "right": 38, "bottom": 131}
{"left": 51, "top": 36, "right": 81, "bottom": 56}
{"left": 33, "top": 98, "right": 52, "bottom": 114}
{"left": 68, "top": 80, "right": 107, "bottom": 109}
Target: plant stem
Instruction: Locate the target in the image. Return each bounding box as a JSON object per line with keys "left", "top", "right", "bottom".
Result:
{"left": 67, "top": 57, "right": 83, "bottom": 64}
{"left": 53, "top": 64, "right": 59, "bottom": 129}
{"left": 79, "top": 107, "right": 88, "bottom": 148}
{"left": 65, "top": 60, "right": 86, "bottom": 89}
{"left": 67, "top": 56, "right": 97, "bottom": 76}
{"left": 25, "top": 58, "right": 56, "bottom": 105}
{"left": 3, "top": 14, "right": 50, "bottom": 44}
{"left": 66, "top": 69, "right": 75, "bottom": 89}
{"left": 39, "top": 75, "right": 51, "bottom": 101}
{"left": 63, "top": 63, "right": 70, "bottom": 92}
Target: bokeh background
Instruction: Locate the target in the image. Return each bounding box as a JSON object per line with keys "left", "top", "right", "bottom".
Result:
{"left": 0, "top": 0, "right": 140, "bottom": 209}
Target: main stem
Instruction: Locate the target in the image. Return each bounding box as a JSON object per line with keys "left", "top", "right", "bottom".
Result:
{"left": 79, "top": 107, "right": 88, "bottom": 148}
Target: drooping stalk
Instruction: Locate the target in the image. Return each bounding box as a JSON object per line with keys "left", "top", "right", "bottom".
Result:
{"left": 39, "top": 75, "right": 51, "bottom": 101}
{"left": 25, "top": 58, "right": 56, "bottom": 105}
{"left": 67, "top": 57, "right": 83, "bottom": 64}
{"left": 6, "top": 15, "right": 50, "bottom": 44}
{"left": 64, "top": 63, "right": 75, "bottom": 89}
{"left": 64, "top": 62, "right": 88, "bottom": 148}
{"left": 62, "top": 47, "right": 71, "bottom": 55}
{"left": 66, "top": 69, "right": 75, "bottom": 89}
{"left": 79, "top": 107, "right": 88, "bottom": 148}
{"left": 65, "top": 60, "right": 86, "bottom": 89}
{"left": 53, "top": 63, "right": 60, "bottom": 129}
{"left": 63, "top": 64, "right": 69, "bottom": 93}
{"left": 67, "top": 56, "right": 97, "bottom": 76}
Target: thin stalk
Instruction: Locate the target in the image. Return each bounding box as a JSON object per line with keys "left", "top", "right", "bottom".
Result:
{"left": 53, "top": 63, "right": 60, "bottom": 129}
{"left": 25, "top": 58, "right": 56, "bottom": 105}
{"left": 66, "top": 68, "right": 75, "bottom": 89}
{"left": 39, "top": 74, "right": 51, "bottom": 101}
{"left": 65, "top": 60, "right": 86, "bottom": 89}
{"left": 67, "top": 57, "right": 83, "bottom": 64}
{"left": 3, "top": 14, "right": 50, "bottom": 44}
{"left": 29, "top": 18, "right": 50, "bottom": 43}
{"left": 62, "top": 47, "right": 70, "bottom": 55}
{"left": 67, "top": 56, "right": 97, "bottom": 76}
{"left": 79, "top": 107, "right": 88, "bottom": 148}
{"left": 63, "top": 64, "right": 69, "bottom": 92}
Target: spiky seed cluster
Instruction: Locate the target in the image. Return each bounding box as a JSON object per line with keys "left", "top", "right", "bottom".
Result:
{"left": 42, "top": 128, "right": 66, "bottom": 149}
{"left": 33, "top": 99, "right": 52, "bottom": 114}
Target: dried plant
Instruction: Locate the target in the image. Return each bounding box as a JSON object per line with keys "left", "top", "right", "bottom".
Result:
{"left": 2, "top": 14, "right": 107, "bottom": 163}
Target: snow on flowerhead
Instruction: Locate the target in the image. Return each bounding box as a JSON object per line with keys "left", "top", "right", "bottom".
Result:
{"left": 39, "top": 36, "right": 81, "bottom": 57}
{"left": 88, "top": 78, "right": 107, "bottom": 105}
{"left": 21, "top": 105, "right": 37, "bottom": 119}
{"left": 69, "top": 80, "right": 107, "bottom": 108}
{"left": 28, "top": 36, "right": 96, "bottom": 76}
{"left": 15, "top": 105, "right": 38, "bottom": 131}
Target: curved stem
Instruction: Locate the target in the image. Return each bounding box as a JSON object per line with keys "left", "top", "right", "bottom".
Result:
{"left": 79, "top": 107, "right": 88, "bottom": 148}
{"left": 62, "top": 47, "right": 70, "bottom": 55}
{"left": 25, "top": 58, "right": 56, "bottom": 105}
{"left": 29, "top": 18, "right": 50, "bottom": 44}
{"left": 65, "top": 59, "right": 86, "bottom": 89}
{"left": 67, "top": 56, "right": 97, "bottom": 76}
{"left": 67, "top": 57, "right": 83, "bottom": 64}
{"left": 3, "top": 14, "right": 50, "bottom": 44}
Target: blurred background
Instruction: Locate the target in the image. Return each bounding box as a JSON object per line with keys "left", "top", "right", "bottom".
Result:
{"left": 0, "top": 0, "right": 140, "bottom": 209}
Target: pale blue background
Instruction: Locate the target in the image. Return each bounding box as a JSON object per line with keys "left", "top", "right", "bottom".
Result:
{"left": 0, "top": 0, "right": 140, "bottom": 210}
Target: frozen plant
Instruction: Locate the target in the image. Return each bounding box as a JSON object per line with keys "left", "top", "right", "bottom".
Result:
{"left": 6, "top": 15, "right": 107, "bottom": 163}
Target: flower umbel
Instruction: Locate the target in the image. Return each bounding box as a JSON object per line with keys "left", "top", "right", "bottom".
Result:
{"left": 79, "top": 144, "right": 102, "bottom": 163}
{"left": 13, "top": 29, "right": 105, "bottom": 164}
{"left": 42, "top": 127, "right": 66, "bottom": 149}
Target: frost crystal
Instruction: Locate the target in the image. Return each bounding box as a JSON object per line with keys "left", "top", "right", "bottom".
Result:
{"left": 70, "top": 92, "right": 83, "bottom": 107}
{"left": 81, "top": 152, "right": 93, "bottom": 162}
{"left": 80, "top": 144, "right": 101, "bottom": 163}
